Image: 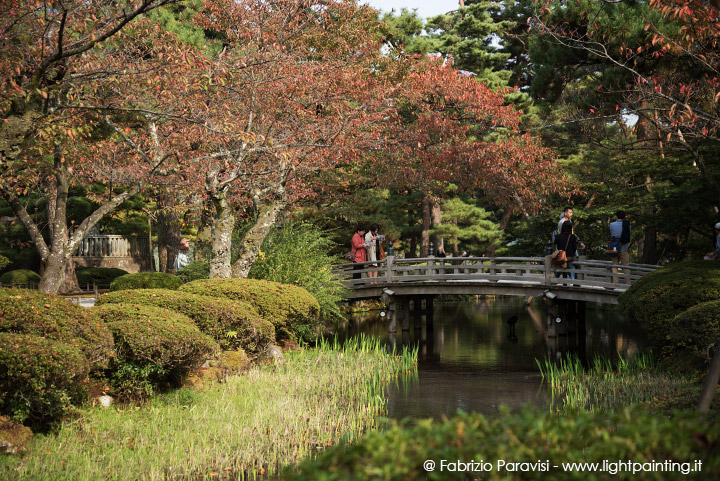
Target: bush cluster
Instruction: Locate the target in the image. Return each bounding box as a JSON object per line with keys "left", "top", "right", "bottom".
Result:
{"left": 288, "top": 406, "right": 720, "bottom": 481}
{"left": 176, "top": 262, "right": 210, "bottom": 283}
{"left": 96, "top": 289, "right": 274, "bottom": 352}
{"left": 0, "top": 333, "right": 89, "bottom": 432}
{"left": 249, "top": 222, "right": 348, "bottom": 322}
{"left": 94, "top": 303, "right": 219, "bottom": 368}
{"left": 668, "top": 300, "right": 720, "bottom": 363}
{"left": 0, "top": 254, "right": 10, "bottom": 273}
{"left": 619, "top": 261, "right": 720, "bottom": 351}
{"left": 0, "top": 269, "right": 41, "bottom": 286}
{"left": 0, "top": 288, "right": 113, "bottom": 370}
{"left": 179, "top": 278, "right": 320, "bottom": 341}
{"left": 76, "top": 267, "right": 128, "bottom": 288}
{"left": 93, "top": 304, "right": 219, "bottom": 397}
{"left": 109, "top": 272, "right": 183, "bottom": 291}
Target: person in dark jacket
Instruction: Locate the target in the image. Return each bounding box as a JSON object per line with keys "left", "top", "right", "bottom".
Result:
{"left": 554, "top": 221, "right": 583, "bottom": 278}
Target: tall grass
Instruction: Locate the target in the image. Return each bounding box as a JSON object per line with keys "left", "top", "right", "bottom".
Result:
{"left": 0, "top": 337, "right": 417, "bottom": 481}
{"left": 538, "top": 352, "right": 695, "bottom": 413}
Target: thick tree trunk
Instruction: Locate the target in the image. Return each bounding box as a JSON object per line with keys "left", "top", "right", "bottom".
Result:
{"left": 231, "top": 195, "right": 286, "bottom": 279}
{"left": 38, "top": 252, "right": 70, "bottom": 294}
{"left": 209, "top": 190, "right": 234, "bottom": 279}
{"left": 3, "top": 177, "right": 140, "bottom": 294}
{"left": 640, "top": 227, "right": 658, "bottom": 264}
{"left": 430, "top": 200, "right": 444, "bottom": 254}
{"left": 157, "top": 192, "right": 181, "bottom": 272}
{"left": 420, "top": 194, "right": 431, "bottom": 257}
{"left": 45, "top": 164, "right": 79, "bottom": 294}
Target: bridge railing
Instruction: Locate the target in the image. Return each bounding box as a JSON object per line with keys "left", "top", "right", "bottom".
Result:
{"left": 332, "top": 256, "right": 661, "bottom": 291}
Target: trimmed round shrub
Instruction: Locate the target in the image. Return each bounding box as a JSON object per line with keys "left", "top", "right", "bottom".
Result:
{"left": 0, "top": 269, "right": 41, "bottom": 286}
{"left": 76, "top": 267, "right": 128, "bottom": 288}
{"left": 668, "top": 300, "right": 720, "bottom": 364}
{"left": 94, "top": 303, "right": 219, "bottom": 398}
{"left": 0, "top": 288, "right": 114, "bottom": 371}
{"left": 109, "top": 272, "right": 183, "bottom": 291}
{"left": 619, "top": 261, "right": 720, "bottom": 347}
{"left": 176, "top": 262, "right": 210, "bottom": 283}
{"left": 0, "top": 333, "right": 89, "bottom": 432}
{"left": 179, "top": 278, "right": 320, "bottom": 341}
{"left": 287, "top": 407, "right": 720, "bottom": 481}
{"left": 93, "top": 303, "right": 219, "bottom": 369}
{"left": 96, "top": 289, "right": 275, "bottom": 352}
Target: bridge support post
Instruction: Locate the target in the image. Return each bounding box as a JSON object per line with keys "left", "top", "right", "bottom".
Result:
{"left": 382, "top": 291, "right": 398, "bottom": 333}
{"left": 401, "top": 297, "right": 410, "bottom": 331}
{"left": 413, "top": 296, "right": 422, "bottom": 330}
{"left": 546, "top": 306, "right": 557, "bottom": 338}
{"left": 426, "top": 296, "right": 434, "bottom": 328}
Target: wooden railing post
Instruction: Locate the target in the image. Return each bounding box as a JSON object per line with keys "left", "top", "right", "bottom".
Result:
{"left": 544, "top": 255, "right": 553, "bottom": 286}
{"left": 386, "top": 255, "right": 394, "bottom": 283}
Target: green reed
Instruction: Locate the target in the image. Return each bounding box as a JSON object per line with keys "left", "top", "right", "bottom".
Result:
{"left": 537, "top": 352, "right": 693, "bottom": 413}
{"left": 0, "top": 337, "right": 418, "bottom": 481}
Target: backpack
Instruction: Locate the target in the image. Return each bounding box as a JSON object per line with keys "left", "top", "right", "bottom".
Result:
{"left": 620, "top": 220, "right": 631, "bottom": 244}
{"left": 605, "top": 238, "right": 621, "bottom": 257}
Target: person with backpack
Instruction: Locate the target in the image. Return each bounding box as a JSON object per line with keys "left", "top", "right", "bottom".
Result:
{"left": 553, "top": 221, "right": 582, "bottom": 279}
{"left": 609, "top": 211, "right": 631, "bottom": 284}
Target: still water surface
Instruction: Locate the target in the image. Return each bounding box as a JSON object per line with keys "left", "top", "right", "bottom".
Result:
{"left": 336, "top": 296, "right": 646, "bottom": 420}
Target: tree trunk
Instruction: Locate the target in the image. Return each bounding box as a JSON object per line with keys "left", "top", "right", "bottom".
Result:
{"left": 157, "top": 192, "right": 181, "bottom": 272}
{"left": 640, "top": 227, "right": 658, "bottom": 264}
{"left": 231, "top": 195, "right": 287, "bottom": 278}
{"left": 408, "top": 236, "right": 417, "bottom": 258}
{"left": 194, "top": 196, "right": 215, "bottom": 262}
{"left": 430, "top": 200, "right": 444, "bottom": 254}
{"left": 38, "top": 251, "right": 69, "bottom": 294}
{"left": 209, "top": 189, "right": 234, "bottom": 279}
{"left": 487, "top": 203, "right": 514, "bottom": 256}
{"left": 420, "top": 194, "right": 431, "bottom": 257}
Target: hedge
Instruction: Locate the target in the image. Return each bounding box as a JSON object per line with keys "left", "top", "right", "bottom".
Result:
{"left": 667, "top": 300, "right": 720, "bottom": 364}
{"left": 0, "top": 269, "right": 41, "bottom": 286}
{"left": 93, "top": 303, "right": 219, "bottom": 370}
{"left": 619, "top": 261, "right": 720, "bottom": 348}
{"left": 0, "top": 333, "right": 89, "bottom": 432}
{"left": 96, "top": 289, "right": 275, "bottom": 352}
{"left": 179, "top": 278, "right": 320, "bottom": 341}
{"left": 76, "top": 267, "right": 128, "bottom": 288}
{"left": 288, "top": 406, "right": 720, "bottom": 481}
{"left": 0, "top": 288, "right": 114, "bottom": 371}
{"left": 0, "top": 254, "right": 10, "bottom": 272}
{"left": 109, "top": 272, "right": 183, "bottom": 291}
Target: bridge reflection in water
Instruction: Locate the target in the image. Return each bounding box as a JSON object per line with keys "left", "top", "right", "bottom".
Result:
{"left": 338, "top": 297, "right": 646, "bottom": 419}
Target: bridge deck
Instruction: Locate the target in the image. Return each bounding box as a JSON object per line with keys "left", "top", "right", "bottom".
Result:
{"left": 333, "top": 256, "right": 660, "bottom": 304}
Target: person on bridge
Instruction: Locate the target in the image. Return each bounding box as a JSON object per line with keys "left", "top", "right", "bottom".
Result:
{"left": 351, "top": 225, "right": 367, "bottom": 280}
{"left": 705, "top": 222, "right": 720, "bottom": 260}
{"left": 365, "top": 223, "right": 383, "bottom": 281}
{"left": 609, "top": 211, "right": 631, "bottom": 283}
{"left": 557, "top": 206, "right": 574, "bottom": 233}
{"left": 554, "top": 221, "right": 582, "bottom": 278}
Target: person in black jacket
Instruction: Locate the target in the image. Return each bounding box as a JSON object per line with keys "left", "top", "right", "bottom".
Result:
{"left": 554, "top": 221, "right": 583, "bottom": 278}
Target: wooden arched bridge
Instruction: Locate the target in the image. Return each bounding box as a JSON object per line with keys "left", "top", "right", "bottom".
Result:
{"left": 334, "top": 255, "right": 659, "bottom": 304}
{"left": 334, "top": 256, "right": 659, "bottom": 338}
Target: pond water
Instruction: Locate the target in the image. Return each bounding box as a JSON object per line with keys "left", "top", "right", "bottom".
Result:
{"left": 335, "top": 296, "right": 647, "bottom": 420}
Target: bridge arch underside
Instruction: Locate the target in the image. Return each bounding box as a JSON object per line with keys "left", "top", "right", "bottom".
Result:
{"left": 345, "top": 281, "right": 622, "bottom": 305}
